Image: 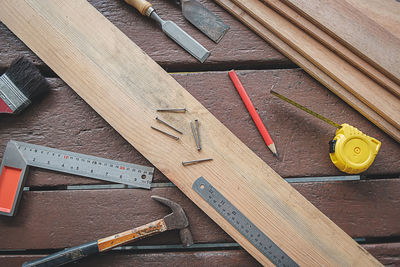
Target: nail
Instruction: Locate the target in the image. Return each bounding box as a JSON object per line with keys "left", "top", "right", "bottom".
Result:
{"left": 156, "top": 108, "right": 186, "bottom": 113}
{"left": 190, "top": 121, "right": 199, "bottom": 150}
{"left": 182, "top": 158, "right": 213, "bottom": 166}
{"left": 151, "top": 126, "right": 179, "bottom": 140}
{"left": 194, "top": 119, "right": 201, "bottom": 151}
{"left": 156, "top": 117, "right": 183, "bottom": 134}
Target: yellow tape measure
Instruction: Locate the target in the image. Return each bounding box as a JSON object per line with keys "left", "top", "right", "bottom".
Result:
{"left": 271, "top": 90, "right": 381, "bottom": 174}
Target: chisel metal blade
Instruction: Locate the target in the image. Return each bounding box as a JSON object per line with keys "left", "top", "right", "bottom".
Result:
{"left": 180, "top": 0, "right": 229, "bottom": 43}
{"left": 150, "top": 12, "right": 210, "bottom": 62}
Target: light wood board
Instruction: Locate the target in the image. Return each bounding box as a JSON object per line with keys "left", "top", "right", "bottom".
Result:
{"left": 230, "top": 0, "right": 400, "bottom": 132}
{"left": 0, "top": 0, "right": 381, "bottom": 265}
{"left": 215, "top": 0, "right": 400, "bottom": 143}
{"left": 282, "top": 0, "right": 400, "bottom": 85}
{"left": 345, "top": 0, "right": 400, "bottom": 40}
{"left": 260, "top": 0, "right": 400, "bottom": 98}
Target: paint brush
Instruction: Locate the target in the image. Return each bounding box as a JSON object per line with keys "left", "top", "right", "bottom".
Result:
{"left": 0, "top": 57, "right": 49, "bottom": 114}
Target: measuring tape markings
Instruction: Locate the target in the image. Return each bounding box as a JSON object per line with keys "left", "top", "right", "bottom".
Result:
{"left": 193, "top": 176, "right": 298, "bottom": 267}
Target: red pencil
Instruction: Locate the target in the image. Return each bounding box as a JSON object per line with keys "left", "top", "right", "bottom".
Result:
{"left": 228, "top": 70, "right": 278, "bottom": 157}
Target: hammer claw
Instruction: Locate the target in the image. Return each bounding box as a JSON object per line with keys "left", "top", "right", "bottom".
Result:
{"left": 151, "top": 195, "right": 193, "bottom": 247}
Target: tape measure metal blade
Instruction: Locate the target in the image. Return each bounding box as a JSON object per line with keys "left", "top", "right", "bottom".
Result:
{"left": 12, "top": 141, "right": 154, "bottom": 188}
{"left": 193, "top": 176, "right": 298, "bottom": 267}
{"left": 271, "top": 90, "right": 341, "bottom": 129}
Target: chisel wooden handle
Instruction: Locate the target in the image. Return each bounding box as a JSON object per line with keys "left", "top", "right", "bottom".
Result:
{"left": 125, "top": 0, "right": 153, "bottom": 16}
{"left": 22, "top": 219, "right": 167, "bottom": 267}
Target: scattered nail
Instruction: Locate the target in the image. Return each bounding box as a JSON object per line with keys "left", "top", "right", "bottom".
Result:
{"left": 151, "top": 126, "right": 179, "bottom": 140}
{"left": 157, "top": 108, "right": 186, "bottom": 113}
{"left": 194, "top": 119, "right": 201, "bottom": 151}
{"left": 156, "top": 117, "right": 183, "bottom": 134}
{"left": 182, "top": 158, "right": 213, "bottom": 166}
{"left": 190, "top": 121, "right": 199, "bottom": 150}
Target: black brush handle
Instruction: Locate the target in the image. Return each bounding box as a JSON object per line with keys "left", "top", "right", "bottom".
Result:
{"left": 22, "top": 241, "right": 99, "bottom": 267}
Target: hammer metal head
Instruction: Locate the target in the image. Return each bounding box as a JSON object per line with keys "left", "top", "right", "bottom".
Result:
{"left": 151, "top": 195, "right": 193, "bottom": 247}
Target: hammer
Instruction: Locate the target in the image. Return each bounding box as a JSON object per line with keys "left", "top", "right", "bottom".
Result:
{"left": 22, "top": 196, "right": 193, "bottom": 267}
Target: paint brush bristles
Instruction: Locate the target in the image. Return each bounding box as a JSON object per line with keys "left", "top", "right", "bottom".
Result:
{"left": 0, "top": 57, "right": 49, "bottom": 114}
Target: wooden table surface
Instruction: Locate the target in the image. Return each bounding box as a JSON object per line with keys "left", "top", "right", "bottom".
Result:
{"left": 0, "top": 0, "right": 399, "bottom": 266}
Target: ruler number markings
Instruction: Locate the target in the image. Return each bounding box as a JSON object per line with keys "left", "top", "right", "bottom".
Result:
{"left": 12, "top": 141, "right": 153, "bottom": 188}
{"left": 193, "top": 177, "right": 298, "bottom": 267}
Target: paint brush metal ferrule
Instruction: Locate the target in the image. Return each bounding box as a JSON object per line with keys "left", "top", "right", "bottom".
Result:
{"left": 182, "top": 158, "right": 213, "bottom": 166}
{"left": 0, "top": 74, "right": 31, "bottom": 113}
{"left": 151, "top": 126, "right": 179, "bottom": 140}
{"left": 155, "top": 117, "right": 183, "bottom": 134}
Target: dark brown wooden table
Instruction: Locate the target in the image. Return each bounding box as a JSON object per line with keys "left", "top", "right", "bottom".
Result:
{"left": 0, "top": 1, "right": 399, "bottom": 266}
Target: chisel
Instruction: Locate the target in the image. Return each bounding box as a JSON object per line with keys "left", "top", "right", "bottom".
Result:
{"left": 172, "top": 0, "right": 229, "bottom": 43}
{"left": 124, "top": 0, "right": 210, "bottom": 62}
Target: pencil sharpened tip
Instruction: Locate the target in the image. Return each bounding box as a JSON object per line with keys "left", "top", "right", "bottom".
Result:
{"left": 273, "top": 152, "right": 279, "bottom": 158}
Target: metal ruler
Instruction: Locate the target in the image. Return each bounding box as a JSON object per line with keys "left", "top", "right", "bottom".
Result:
{"left": 1, "top": 140, "right": 154, "bottom": 188}
{"left": 193, "top": 177, "right": 298, "bottom": 267}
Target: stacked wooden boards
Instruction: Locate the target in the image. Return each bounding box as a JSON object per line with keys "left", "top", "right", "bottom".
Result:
{"left": 0, "top": 0, "right": 382, "bottom": 265}
{"left": 216, "top": 0, "right": 400, "bottom": 143}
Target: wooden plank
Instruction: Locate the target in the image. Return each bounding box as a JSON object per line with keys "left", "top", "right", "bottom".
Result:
{"left": 0, "top": 179, "right": 399, "bottom": 249}
{"left": 215, "top": 0, "right": 400, "bottom": 143}
{"left": 2, "top": 243, "right": 400, "bottom": 267}
{"left": 260, "top": 0, "right": 400, "bottom": 98}
{"left": 0, "top": 1, "right": 381, "bottom": 265}
{"left": 0, "top": 251, "right": 260, "bottom": 267}
{"left": 344, "top": 0, "right": 400, "bottom": 40}
{"left": 1, "top": 73, "right": 400, "bottom": 187}
{"left": 230, "top": 0, "right": 400, "bottom": 132}
{"left": 282, "top": 0, "right": 400, "bottom": 85}
{"left": 0, "top": 0, "right": 291, "bottom": 71}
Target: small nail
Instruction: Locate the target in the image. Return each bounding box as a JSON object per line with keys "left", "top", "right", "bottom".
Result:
{"left": 182, "top": 158, "right": 213, "bottom": 166}
{"left": 157, "top": 108, "right": 186, "bottom": 113}
{"left": 156, "top": 117, "right": 183, "bottom": 134}
{"left": 151, "top": 126, "right": 179, "bottom": 140}
{"left": 194, "top": 119, "right": 201, "bottom": 151}
{"left": 190, "top": 121, "right": 199, "bottom": 150}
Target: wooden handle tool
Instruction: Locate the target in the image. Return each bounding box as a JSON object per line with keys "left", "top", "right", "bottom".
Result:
{"left": 22, "top": 196, "right": 192, "bottom": 267}
{"left": 125, "top": 0, "right": 153, "bottom": 16}
{"left": 122, "top": 0, "right": 210, "bottom": 62}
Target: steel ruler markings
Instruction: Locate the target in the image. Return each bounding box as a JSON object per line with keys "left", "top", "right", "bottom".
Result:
{"left": 5, "top": 140, "right": 154, "bottom": 188}
{"left": 193, "top": 176, "right": 298, "bottom": 267}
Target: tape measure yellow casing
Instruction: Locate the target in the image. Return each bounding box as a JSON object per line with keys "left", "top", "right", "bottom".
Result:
{"left": 329, "top": 124, "right": 381, "bottom": 174}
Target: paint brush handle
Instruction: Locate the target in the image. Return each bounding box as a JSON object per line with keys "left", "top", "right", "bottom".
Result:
{"left": 125, "top": 0, "right": 153, "bottom": 16}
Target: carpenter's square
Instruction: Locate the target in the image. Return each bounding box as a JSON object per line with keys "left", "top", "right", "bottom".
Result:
{"left": 0, "top": 140, "right": 154, "bottom": 216}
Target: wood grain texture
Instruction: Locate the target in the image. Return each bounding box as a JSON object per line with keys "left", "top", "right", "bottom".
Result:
{"left": 0, "top": 0, "right": 290, "bottom": 71}
{"left": 1, "top": 72, "right": 399, "bottom": 187}
{"left": 0, "top": 1, "right": 381, "bottom": 264}
{"left": 1, "top": 243, "right": 399, "bottom": 267}
{"left": 231, "top": 0, "right": 400, "bottom": 132}
{"left": 260, "top": 0, "right": 400, "bottom": 98}
{"left": 345, "top": 0, "right": 400, "bottom": 40}
{"left": 215, "top": 0, "right": 400, "bottom": 143}
{"left": 282, "top": 0, "right": 400, "bottom": 85}
{"left": 0, "top": 179, "right": 399, "bottom": 249}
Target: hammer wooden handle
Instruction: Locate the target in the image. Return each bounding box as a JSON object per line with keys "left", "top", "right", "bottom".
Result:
{"left": 98, "top": 218, "right": 167, "bottom": 251}
{"left": 125, "top": 0, "right": 153, "bottom": 16}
